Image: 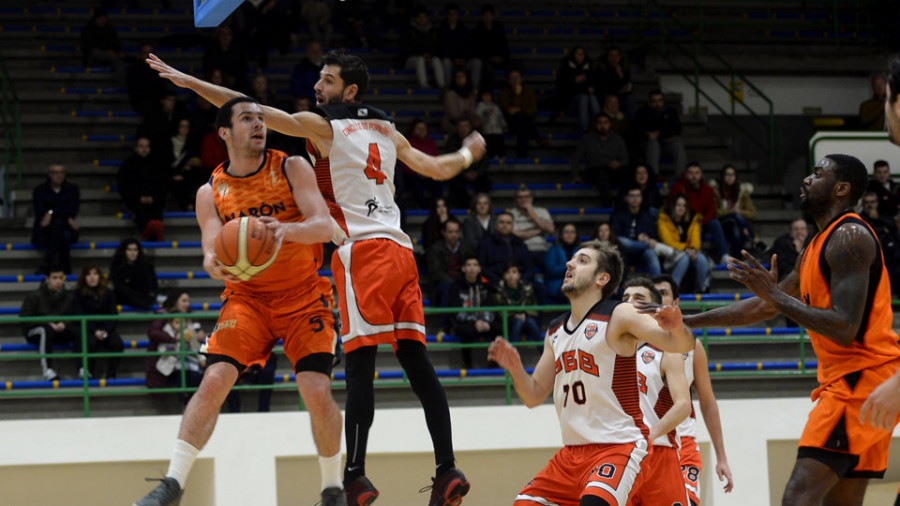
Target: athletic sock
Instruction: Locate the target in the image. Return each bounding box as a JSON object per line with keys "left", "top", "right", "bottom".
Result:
{"left": 319, "top": 452, "right": 343, "bottom": 491}
{"left": 435, "top": 460, "right": 455, "bottom": 478}
{"left": 166, "top": 439, "right": 201, "bottom": 489}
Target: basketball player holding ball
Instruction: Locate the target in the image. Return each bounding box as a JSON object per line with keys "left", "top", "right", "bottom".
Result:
{"left": 135, "top": 97, "right": 348, "bottom": 506}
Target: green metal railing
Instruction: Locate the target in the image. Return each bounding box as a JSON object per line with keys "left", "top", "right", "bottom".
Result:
{"left": 0, "top": 51, "right": 22, "bottom": 214}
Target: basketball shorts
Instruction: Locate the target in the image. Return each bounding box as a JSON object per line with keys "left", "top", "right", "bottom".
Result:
{"left": 332, "top": 238, "right": 426, "bottom": 353}
{"left": 628, "top": 445, "right": 690, "bottom": 506}
{"left": 798, "top": 358, "right": 900, "bottom": 478}
{"left": 514, "top": 441, "right": 648, "bottom": 506}
{"left": 678, "top": 436, "right": 702, "bottom": 505}
{"left": 204, "top": 277, "right": 336, "bottom": 374}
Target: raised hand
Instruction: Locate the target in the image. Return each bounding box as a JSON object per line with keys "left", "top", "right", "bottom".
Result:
{"left": 727, "top": 251, "right": 779, "bottom": 304}
{"left": 462, "top": 131, "right": 487, "bottom": 163}
{"left": 487, "top": 337, "right": 521, "bottom": 371}
{"left": 146, "top": 53, "right": 194, "bottom": 88}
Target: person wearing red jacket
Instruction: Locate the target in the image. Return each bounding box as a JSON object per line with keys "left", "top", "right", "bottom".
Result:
{"left": 669, "top": 162, "right": 731, "bottom": 265}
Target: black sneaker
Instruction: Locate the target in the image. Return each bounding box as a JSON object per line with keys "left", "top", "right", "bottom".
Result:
{"left": 134, "top": 477, "right": 183, "bottom": 506}
{"left": 345, "top": 476, "right": 379, "bottom": 505}
{"left": 319, "top": 486, "right": 348, "bottom": 506}
{"left": 420, "top": 468, "right": 470, "bottom": 506}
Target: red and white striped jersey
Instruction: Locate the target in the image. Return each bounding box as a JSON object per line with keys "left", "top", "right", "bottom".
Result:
{"left": 636, "top": 343, "right": 679, "bottom": 448}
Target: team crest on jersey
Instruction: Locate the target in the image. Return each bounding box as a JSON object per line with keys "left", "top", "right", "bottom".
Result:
{"left": 358, "top": 108, "right": 368, "bottom": 117}
{"left": 641, "top": 348, "right": 656, "bottom": 363}
{"left": 584, "top": 322, "right": 598, "bottom": 340}
{"left": 217, "top": 182, "right": 229, "bottom": 198}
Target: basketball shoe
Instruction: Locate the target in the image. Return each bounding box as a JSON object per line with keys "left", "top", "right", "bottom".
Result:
{"left": 345, "top": 475, "right": 379, "bottom": 505}
{"left": 422, "top": 468, "right": 470, "bottom": 506}
{"left": 319, "top": 486, "right": 348, "bottom": 506}
{"left": 133, "top": 477, "right": 182, "bottom": 506}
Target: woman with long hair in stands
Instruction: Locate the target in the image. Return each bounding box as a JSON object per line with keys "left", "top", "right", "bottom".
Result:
{"left": 544, "top": 222, "right": 580, "bottom": 303}
{"left": 658, "top": 193, "right": 711, "bottom": 293}
{"left": 145, "top": 289, "right": 206, "bottom": 400}
{"left": 109, "top": 238, "right": 158, "bottom": 310}
{"left": 70, "top": 264, "right": 124, "bottom": 379}
{"left": 709, "top": 164, "right": 763, "bottom": 256}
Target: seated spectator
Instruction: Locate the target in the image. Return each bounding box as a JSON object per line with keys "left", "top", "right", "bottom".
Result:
{"left": 475, "top": 89, "right": 507, "bottom": 159}
{"left": 110, "top": 239, "right": 159, "bottom": 310}
{"left": 80, "top": 8, "right": 124, "bottom": 84}
{"left": 446, "top": 118, "right": 492, "bottom": 208}
{"left": 670, "top": 162, "right": 731, "bottom": 264}
{"left": 136, "top": 91, "right": 186, "bottom": 151}
{"left": 591, "top": 221, "right": 617, "bottom": 243}
{"left": 595, "top": 46, "right": 635, "bottom": 118}
{"left": 301, "top": 2, "right": 333, "bottom": 48}
{"left": 861, "top": 192, "right": 900, "bottom": 296}
{"left": 117, "top": 137, "right": 167, "bottom": 241}
{"left": 493, "top": 262, "right": 542, "bottom": 343}
{"left": 555, "top": 46, "right": 601, "bottom": 131}
{"left": 126, "top": 42, "right": 167, "bottom": 116}
{"left": 145, "top": 290, "right": 205, "bottom": 399}
{"left": 602, "top": 93, "right": 631, "bottom": 140}
{"left": 421, "top": 197, "right": 451, "bottom": 250}
{"left": 226, "top": 355, "right": 277, "bottom": 413}
{"left": 442, "top": 70, "right": 479, "bottom": 135}
{"left": 462, "top": 192, "right": 496, "bottom": 250}
{"left": 31, "top": 164, "right": 80, "bottom": 274}
{"left": 620, "top": 163, "right": 662, "bottom": 215}
{"left": 658, "top": 193, "right": 711, "bottom": 293}
{"left": 437, "top": 4, "right": 482, "bottom": 94}
{"left": 478, "top": 211, "right": 534, "bottom": 285}
{"left": 544, "top": 223, "right": 580, "bottom": 304}
{"left": 202, "top": 26, "right": 248, "bottom": 90}
{"left": 396, "top": 118, "right": 442, "bottom": 209}
{"left": 709, "top": 164, "right": 762, "bottom": 257}
{"left": 571, "top": 113, "right": 629, "bottom": 206}
{"left": 70, "top": 264, "right": 123, "bottom": 379}
{"left": 248, "top": 74, "right": 278, "bottom": 107}
{"left": 859, "top": 75, "right": 887, "bottom": 131}
{"left": 425, "top": 218, "right": 475, "bottom": 321}
{"left": 267, "top": 96, "right": 313, "bottom": 159}
{"left": 766, "top": 218, "right": 809, "bottom": 280}
{"left": 164, "top": 118, "right": 204, "bottom": 211}
{"left": 499, "top": 69, "right": 541, "bottom": 157}
{"left": 634, "top": 89, "right": 687, "bottom": 177}
{"left": 290, "top": 40, "right": 324, "bottom": 102}
{"left": 402, "top": 9, "right": 445, "bottom": 89}
{"left": 472, "top": 4, "right": 509, "bottom": 92}
{"left": 611, "top": 185, "right": 667, "bottom": 277}
{"left": 187, "top": 94, "right": 218, "bottom": 138}
{"left": 510, "top": 186, "right": 555, "bottom": 271}
{"left": 448, "top": 254, "right": 500, "bottom": 369}
{"left": 20, "top": 264, "right": 76, "bottom": 381}
{"left": 866, "top": 159, "right": 899, "bottom": 219}
{"left": 200, "top": 129, "right": 229, "bottom": 173}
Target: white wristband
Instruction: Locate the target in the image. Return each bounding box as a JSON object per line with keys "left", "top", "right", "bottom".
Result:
{"left": 458, "top": 147, "right": 473, "bottom": 169}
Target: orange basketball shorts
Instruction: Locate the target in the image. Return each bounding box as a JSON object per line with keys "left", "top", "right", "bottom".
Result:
{"left": 204, "top": 277, "right": 336, "bottom": 374}
{"left": 514, "top": 441, "right": 648, "bottom": 506}
{"left": 332, "top": 238, "right": 426, "bottom": 353}
{"left": 628, "top": 445, "right": 690, "bottom": 506}
{"left": 798, "top": 357, "right": 900, "bottom": 478}
{"left": 678, "top": 436, "right": 702, "bottom": 505}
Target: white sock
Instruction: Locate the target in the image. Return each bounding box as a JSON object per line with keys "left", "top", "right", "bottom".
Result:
{"left": 319, "top": 452, "right": 343, "bottom": 491}
{"left": 166, "top": 439, "right": 201, "bottom": 489}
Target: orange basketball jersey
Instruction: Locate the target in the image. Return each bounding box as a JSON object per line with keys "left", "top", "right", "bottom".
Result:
{"left": 209, "top": 149, "right": 323, "bottom": 295}
{"left": 798, "top": 211, "right": 900, "bottom": 393}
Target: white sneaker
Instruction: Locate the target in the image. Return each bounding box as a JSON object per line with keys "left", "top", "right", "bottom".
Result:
{"left": 43, "top": 368, "right": 59, "bottom": 381}
{"left": 719, "top": 254, "right": 733, "bottom": 266}
{"left": 654, "top": 242, "right": 675, "bottom": 258}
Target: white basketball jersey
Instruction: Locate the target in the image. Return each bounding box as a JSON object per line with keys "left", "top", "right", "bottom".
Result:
{"left": 676, "top": 349, "right": 697, "bottom": 440}
{"left": 308, "top": 104, "right": 413, "bottom": 249}
{"left": 636, "top": 344, "right": 678, "bottom": 448}
{"left": 547, "top": 300, "right": 649, "bottom": 446}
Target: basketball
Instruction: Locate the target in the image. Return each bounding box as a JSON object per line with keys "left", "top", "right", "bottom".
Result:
{"left": 214, "top": 216, "right": 280, "bottom": 281}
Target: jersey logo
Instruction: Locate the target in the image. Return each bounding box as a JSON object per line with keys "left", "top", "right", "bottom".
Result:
{"left": 217, "top": 181, "right": 229, "bottom": 198}
{"left": 358, "top": 108, "right": 368, "bottom": 117}
{"left": 366, "top": 197, "right": 380, "bottom": 217}
{"left": 641, "top": 349, "right": 656, "bottom": 364}
{"left": 584, "top": 322, "right": 598, "bottom": 340}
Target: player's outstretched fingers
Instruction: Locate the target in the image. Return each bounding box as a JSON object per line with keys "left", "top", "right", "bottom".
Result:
{"left": 740, "top": 249, "right": 765, "bottom": 270}
{"left": 633, "top": 300, "right": 662, "bottom": 314}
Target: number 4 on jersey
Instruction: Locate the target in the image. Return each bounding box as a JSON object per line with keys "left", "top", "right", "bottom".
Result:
{"left": 364, "top": 143, "right": 387, "bottom": 184}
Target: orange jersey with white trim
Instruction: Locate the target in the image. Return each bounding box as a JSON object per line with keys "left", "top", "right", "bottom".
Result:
{"left": 209, "top": 149, "right": 323, "bottom": 295}
{"left": 798, "top": 211, "right": 900, "bottom": 393}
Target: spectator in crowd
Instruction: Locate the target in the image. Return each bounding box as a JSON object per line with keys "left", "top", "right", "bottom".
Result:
{"left": 766, "top": 218, "right": 809, "bottom": 281}
{"left": 137, "top": 91, "right": 186, "bottom": 152}
{"left": 202, "top": 26, "right": 248, "bottom": 90}
{"left": 670, "top": 162, "right": 732, "bottom": 264}
{"left": 462, "top": 192, "right": 496, "bottom": 250}
{"left": 635, "top": 89, "right": 687, "bottom": 177}
{"left": 570, "top": 113, "right": 629, "bottom": 206}
{"left": 110, "top": 238, "right": 159, "bottom": 310}
{"left": 510, "top": 186, "right": 555, "bottom": 270}
{"left": 493, "top": 262, "right": 541, "bottom": 343}
{"left": 402, "top": 9, "right": 445, "bottom": 89}
{"left": 20, "top": 264, "right": 76, "bottom": 381}
{"left": 80, "top": 8, "right": 124, "bottom": 84}
{"left": 187, "top": 95, "right": 218, "bottom": 139}
{"left": 70, "top": 264, "right": 123, "bottom": 380}
{"left": 602, "top": 93, "right": 631, "bottom": 139}
{"left": 658, "top": 193, "right": 711, "bottom": 293}
{"left": 118, "top": 137, "right": 167, "bottom": 241}
{"left": 290, "top": 39, "right": 324, "bottom": 103}
{"left": 612, "top": 185, "right": 667, "bottom": 277}
{"left": 479, "top": 211, "right": 535, "bottom": 284}
{"left": 231, "top": 0, "right": 293, "bottom": 69}
{"left": 437, "top": 3, "right": 482, "bottom": 92}
{"left": 199, "top": 129, "right": 228, "bottom": 173}
{"left": 544, "top": 222, "right": 579, "bottom": 304}
{"left": 442, "top": 70, "right": 479, "bottom": 135}
{"left": 859, "top": 75, "right": 887, "bottom": 131}
{"left": 866, "top": 159, "right": 899, "bottom": 218}
{"left": 395, "top": 118, "right": 442, "bottom": 209}
{"left": 426, "top": 217, "right": 475, "bottom": 307}
{"left": 710, "top": 164, "right": 764, "bottom": 256}
{"left": 861, "top": 192, "right": 900, "bottom": 296}
{"left": 333, "top": 0, "right": 383, "bottom": 48}
{"left": 300, "top": 1, "right": 333, "bottom": 48}
{"left": 226, "top": 355, "right": 277, "bottom": 413}
{"left": 596, "top": 46, "right": 635, "bottom": 118}
{"left": 164, "top": 118, "right": 203, "bottom": 211}
{"left": 421, "top": 197, "right": 451, "bottom": 249}
{"left": 248, "top": 74, "right": 278, "bottom": 107}
{"left": 555, "top": 47, "right": 601, "bottom": 131}
{"left": 591, "top": 220, "right": 622, "bottom": 248}
{"left": 446, "top": 118, "right": 492, "bottom": 208}
{"left": 475, "top": 89, "right": 507, "bottom": 159}
{"left": 472, "top": 4, "right": 509, "bottom": 92}
{"left": 126, "top": 42, "right": 167, "bottom": 116}
{"left": 499, "top": 69, "right": 541, "bottom": 157}
{"left": 31, "top": 164, "right": 80, "bottom": 274}
{"left": 145, "top": 290, "right": 205, "bottom": 398}
{"left": 448, "top": 254, "right": 500, "bottom": 369}
{"left": 621, "top": 163, "right": 662, "bottom": 215}
{"left": 267, "top": 96, "right": 313, "bottom": 160}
